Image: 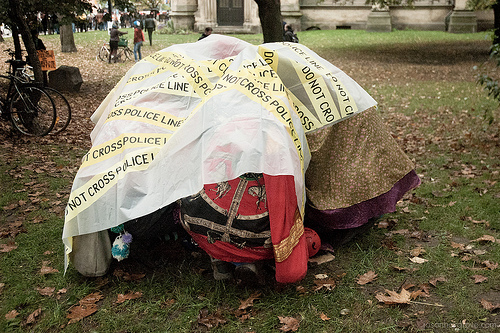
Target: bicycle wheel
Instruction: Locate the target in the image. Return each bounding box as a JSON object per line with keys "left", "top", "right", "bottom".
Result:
{"left": 98, "top": 45, "right": 109, "bottom": 62}
{"left": 43, "top": 87, "right": 72, "bottom": 134}
{"left": 9, "top": 86, "right": 56, "bottom": 136}
{"left": 124, "top": 47, "right": 134, "bottom": 61}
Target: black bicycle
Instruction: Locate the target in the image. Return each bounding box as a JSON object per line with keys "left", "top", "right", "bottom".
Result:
{"left": 8, "top": 49, "right": 72, "bottom": 134}
{"left": 0, "top": 54, "right": 56, "bottom": 136}
{"left": 96, "top": 38, "right": 133, "bottom": 62}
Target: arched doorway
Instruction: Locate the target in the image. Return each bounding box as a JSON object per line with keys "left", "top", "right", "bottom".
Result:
{"left": 217, "top": 0, "right": 244, "bottom": 26}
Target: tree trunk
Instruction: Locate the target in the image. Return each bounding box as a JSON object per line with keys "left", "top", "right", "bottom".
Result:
{"left": 108, "top": 0, "right": 113, "bottom": 18}
{"left": 493, "top": 2, "right": 500, "bottom": 45}
{"left": 254, "top": 0, "right": 283, "bottom": 43}
{"left": 10, "top": 25, "right": 23, "bottom": 60}
{"left": 8, "top": 0, "right": 43, "bottom": 83}
{"left": 60, "top": 23, "right": 78, "bottom": 52}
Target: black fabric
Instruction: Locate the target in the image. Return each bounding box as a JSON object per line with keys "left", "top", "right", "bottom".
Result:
{"left": 124, "top": 204, "right": 177, "bottom": 241}
{"left": 180, "top": 191, "right": 271, "bottom": 248}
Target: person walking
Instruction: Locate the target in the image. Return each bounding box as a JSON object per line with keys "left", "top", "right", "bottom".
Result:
{"left": 144, "top": 14, "right": 156, "bottom": 46}
{"left": 109, "top": 23, "right": 127, "bottom": 63}
{"left": 133, "top": 21, "right": 144, "bottom": 62}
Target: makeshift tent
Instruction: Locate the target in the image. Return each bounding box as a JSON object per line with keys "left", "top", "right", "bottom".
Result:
{"left": 63, "top": 35, "right": 376, "bottom": 273}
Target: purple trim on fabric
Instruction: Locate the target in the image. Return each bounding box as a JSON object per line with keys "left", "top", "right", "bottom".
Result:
{"left": 305, "top": 170, "right": 421, "bottom": 230}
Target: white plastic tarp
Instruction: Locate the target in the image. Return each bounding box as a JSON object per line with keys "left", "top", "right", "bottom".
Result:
{"left": 63, "top": 35, "right": 376, "bottom": 268}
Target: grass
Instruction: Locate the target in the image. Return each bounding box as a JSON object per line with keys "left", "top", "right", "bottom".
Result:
{"left": 0, "top": 29, "right": 499, "bottom": 332}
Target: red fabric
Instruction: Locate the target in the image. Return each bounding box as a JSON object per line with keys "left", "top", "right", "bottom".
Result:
{"left": 204, "top": 178, "right": 266, "bottom": 214}
{"left": 264, "top": 174, "right": 308, "bottom": 283}
{"left": 188, "top": 231, "right": 274, "bottom": 262}
{"left": 184, "top": 174, "right": 308, "bottom": 283}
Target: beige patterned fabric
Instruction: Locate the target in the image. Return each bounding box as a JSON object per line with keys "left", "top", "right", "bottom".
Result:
{"left": 305, "top": 108, "right": 415, "bottom": 210}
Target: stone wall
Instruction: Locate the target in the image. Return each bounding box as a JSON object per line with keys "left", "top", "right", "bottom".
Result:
{"left": 176, "top": 0, "right": 494, "bottom": 33}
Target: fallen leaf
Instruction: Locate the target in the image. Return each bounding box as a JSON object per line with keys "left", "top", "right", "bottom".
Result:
{"left": 36, "top": 286, "right": 55, "bottom": 296}
{"left": 57, "top": 288, "right": 68, "bottom": 299}
{"left": 161, "top": 299, "right": 176, "bottom": 308}
{"left": 319, "top": 312, "right": 330, "bottom": 321}
{"left": 482, "top": 260, "right": 498, "bottom": 270}
{"left": 461, "top": 254, "right": 474, "bottom": 261}
{"left": 340, "top": 308, "right": 350, "bottom": 315}
{"left": 410, "top": 231, "right": 425, "bottom": 239}
{"left": 0, "top": 242, "right": 18, "bottom": 253}
{"left": 410, "top": 247, "right": 426, "bottom": 257}
{"left": 472, "top": 235, "right": 496, "bottom": 243}
{"left": 391, "top": 229, "right": 409, "bottom": 235}
{"left": 113, "top": 269, "right": 146, "bottom": 281}
{"left": 66, "top": 304, "right": 98, "bottom": 324}
{"left": 66, "top": 292, "right": 103, "bottom": 324}
{"left": 401, "top": 283, "right": 415, "bottom": 290}
{"left": 377, "top": 219, "right": 397, "bottom": 229}
{"left": 308, "top": 253, "right": 335, "bottom": 265}
{"left": 237, "top": 312, "right": 251, "bottom": 323}
{"left": 26, "top": 308, "right": 42, "bottom": 324}
{"left": 450, "top": 241, "right": 465, "bottom": 250}
{"left": 357, "top": 270, "right": 378, "bottom": 285}
{"left": 410, "top": 257, "right": 428, "bottom": 264}
{"left": 31, "top": 217, "right": 44, "bottom": 224}
{"left": 295, "top": 285, "right": 307, "bottom": 295}
{"left": 377, "top": 220, "right": 390, "bottom": 228}
{"left": 429, "top": 277, "right": 447, "bottom": 287}
{"left": 464, "top": 217, "right": 490, "bottom": 227}
{"left": 473, "top": 249, "right": 487, "bottom": 256}
{"left": 375, "top": 289, "right": 411, "bottom": 305}
{"left": 431, "top": 190, "right": 451, "bottom": 198}
{"left": 115, "top": 291, "right": 143, "bottom": 304}
{"left": 480, "top": 299, "right": 500, "bottom": 312}
{"left": 472, "top": 275, "right": 488, "bottom": 284}
{"left": 238, "top": 292, "right": 261, "bottom": 310}
{"left": 410, "top": 290, "right": 427, "bottom": 300}
{"left": 401, "top": 207, "right": 412, "bottom": 213}
{"left": 3, "top": 203, "right": 18, "bottom": 210}
{"left": 197, "top": 307, "right": 227, "bottom": 328}
{"left": 79, "top": 292, "right": 104, "bottom": 305}
{"left": 5, "top": 309, "right": 19, "bottom": 320}
{"left": 314, "top": 273, "right": 328, "bottom": 279}
{"left": 278, "top": 316, "right": 300, "bottom": 332}
{"left": 313, "top": 278, "right": 336, "bottom": 291}
{"left": 40, "top": 264, "right": 59, "bottom": 275}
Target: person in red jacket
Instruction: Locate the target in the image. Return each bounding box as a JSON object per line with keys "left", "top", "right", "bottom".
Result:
{"left": 179, "top": 173, "right": 308, "bottom": 286}
{"left": 133, "top": 21, "right": 144, "bottom": 62}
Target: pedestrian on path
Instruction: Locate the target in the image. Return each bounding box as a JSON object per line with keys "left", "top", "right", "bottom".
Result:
{"left": 144, "top": 14, "right": 156, "bottom": 46}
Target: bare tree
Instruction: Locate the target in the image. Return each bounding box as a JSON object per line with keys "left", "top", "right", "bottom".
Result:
{"left": 8, "top": 0, "right": 43, "bottom": 82}
{"left": 141, "top": 0, "right": 163, "bottom": 10}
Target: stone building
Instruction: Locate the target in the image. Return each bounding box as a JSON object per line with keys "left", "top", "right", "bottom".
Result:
{"left": 169, "top": 0, "right": 493, "bottom": 34}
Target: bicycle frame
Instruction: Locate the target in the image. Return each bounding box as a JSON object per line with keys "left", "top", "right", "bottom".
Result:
{"left": 97, "top": 40, "right": 132, "bottom": 62}
{"left": 0, "top": 73, "right": 23, "bottom": 111}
